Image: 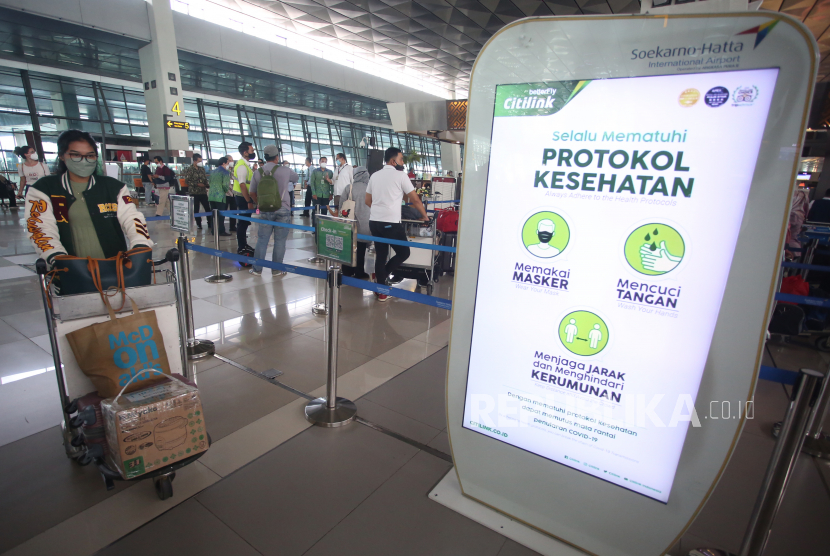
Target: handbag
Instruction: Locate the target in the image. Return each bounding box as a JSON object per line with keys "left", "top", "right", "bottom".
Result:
{"left": 436, "top": 207, "right": 459, "bottom": 233}
{"left": 340, "top": 179, "right": 356, "bottom": 221}
{"left": 66, "top": 270, "right": 171, "bottom": 397}
{"left": 52, "top": 247, "right": 153, "bottom": 296}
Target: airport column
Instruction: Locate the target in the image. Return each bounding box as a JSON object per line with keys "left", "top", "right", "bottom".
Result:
{"left": 139, "top": 0, "right": 188, "bottom": 154}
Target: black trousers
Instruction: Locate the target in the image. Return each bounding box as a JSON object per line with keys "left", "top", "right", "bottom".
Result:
{"left": 369, "top": 221, "right": 409, "bottom": 286}
{"left": 304, "top": 187, "right": 313, "bottom": 216}
{"left": 226, "top": 195, "right": 237, "bottom": 230}
{"left": 342, "top": 241, "right": 369, "bottom": 278}
{"left": 311, "top": 197, "right": 329, "bottom": 231}
{"left": 209, "top": 201, "right": 227, "bottom": 233}
{"left": 192, "top": 194, "right": 212, "bottom": 227}
{"left": 1, "top": 187, "right": 16, "bottom": 207}
{"left": 235, "top": 195, "right": 250, "bottom": 250}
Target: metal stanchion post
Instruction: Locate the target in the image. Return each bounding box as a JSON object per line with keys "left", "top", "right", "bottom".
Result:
{"left": 802, "top": 368, "right": 830, "bottom": 458}
{"left": 205, "top": 208, "right": 233, "bottom": 283}
{"left": 35, "top": 260, "right": 84, "bottom": 459}
{"left": 305, "top": 265, "right": 356, "bottom": 427}
{"left": 175, "top": 234, "right": 215, "bottom": 361}
{"left": 734, "top": 368, "right": 823, "bottom": 556}
{"left": 167, "top": 249, "right": 190, "bottom": 379}
{"left": 311, "top": 274, "right": 328, "bottom": 315}
{"left": 308, "top": 204, "right": 324, "bottom": 264}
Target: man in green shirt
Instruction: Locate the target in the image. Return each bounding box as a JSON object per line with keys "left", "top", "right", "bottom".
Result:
{"left": 309, "top": 156, "right": 333, "bottom": 228}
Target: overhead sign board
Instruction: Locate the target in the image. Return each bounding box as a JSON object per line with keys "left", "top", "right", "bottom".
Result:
{"left": 444, "top": 13, "right": 816, "bottom": 556}
{"left": 165, "top": 119, "right": 190, "bottom": 130}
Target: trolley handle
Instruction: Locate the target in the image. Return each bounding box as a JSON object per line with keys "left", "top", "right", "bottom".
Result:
{"left": 153, "top": 248, "right": 179, "bottom": 267}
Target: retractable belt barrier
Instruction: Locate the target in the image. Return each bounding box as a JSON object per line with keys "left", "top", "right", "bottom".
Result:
{"left": 774, "top": 292, "right": 830, "bottom": 307}
{"left": 186, "top": 241, "right": 453, "bottom": 309}
{"left": 759, "top": 365, "right": 798, "bottom": 386}
{"left": 781, "top": 261, "right": 830, "bottom": 272}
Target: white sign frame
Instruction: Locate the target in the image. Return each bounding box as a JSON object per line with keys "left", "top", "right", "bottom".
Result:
{"left": 169, "top": 194, "right": 193, "bottom": 233}
{"left": 445, "top": 13, "right": 816, "bottom": 556}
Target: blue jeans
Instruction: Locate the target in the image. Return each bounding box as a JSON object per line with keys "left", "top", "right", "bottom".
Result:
{"left": 253, "top": 208, "right": 291, "bottom": 272}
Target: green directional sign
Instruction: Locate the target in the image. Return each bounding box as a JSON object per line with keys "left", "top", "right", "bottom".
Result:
{"left": 315, "top": 215, "right": 356, "bottom": 266}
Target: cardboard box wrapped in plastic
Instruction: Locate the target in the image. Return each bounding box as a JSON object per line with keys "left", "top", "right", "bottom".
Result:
{"left": 101, "top": 376, "right": 208, "bottom": 479}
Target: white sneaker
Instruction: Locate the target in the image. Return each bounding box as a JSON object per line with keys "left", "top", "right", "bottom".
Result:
{"left": 249, "top": 268, "right": 262, "bottom": 276}
{"left": 274, "top": 271, "right": 287, "bottom": 277}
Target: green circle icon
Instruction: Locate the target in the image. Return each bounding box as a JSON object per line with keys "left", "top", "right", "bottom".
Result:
{"left": 522, "top": 211, "right": 570, "bottom": 259}
{"left": 558, "top": 311, "right": 609, "bottom": 356}
{"left": 624, "top": 223, "right": 685, "bottom": 276}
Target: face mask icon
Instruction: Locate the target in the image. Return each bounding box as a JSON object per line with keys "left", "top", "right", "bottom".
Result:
{"left": 537, "top": 230, "right": 553, "bottom": 243}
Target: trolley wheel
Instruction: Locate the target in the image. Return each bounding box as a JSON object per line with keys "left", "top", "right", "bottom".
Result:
{"left": 816, "top": 336, "right": 830, "bottom": 352}
{"left": 154, "top": 473, "right": 175, "bottom": 500}
{"left": 64, "top": 400, "right": 78, "bottom": 414}
{"left": 427, "top": 285, "right": 434, "bottom": 296}
{"left": 76, "top": 452, "right": 94, "bottom": 466}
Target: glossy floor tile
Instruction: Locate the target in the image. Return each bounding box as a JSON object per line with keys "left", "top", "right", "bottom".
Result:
{"left": 96, "top": 499, "right": 260, "bottom": 556}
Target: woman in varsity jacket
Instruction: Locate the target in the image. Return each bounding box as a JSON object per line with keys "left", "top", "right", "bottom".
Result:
{"left": 24, "top": 129, "right": 153, "bottom": 267}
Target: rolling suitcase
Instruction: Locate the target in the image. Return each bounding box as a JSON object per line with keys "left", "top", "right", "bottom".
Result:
{"left": 437, "top": 231, "right": 457, "bottom": 276}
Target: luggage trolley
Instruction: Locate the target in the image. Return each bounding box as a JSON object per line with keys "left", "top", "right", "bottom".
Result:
{"left": 397, "top": 217, "right": 439, "bottom": 295}
{"left": 36, "top": 249, "right": 209, "bottom": 500}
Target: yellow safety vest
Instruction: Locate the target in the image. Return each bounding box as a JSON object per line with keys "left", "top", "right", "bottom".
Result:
{"left": 232, "top": 159, "right": 252, "bottom": 195}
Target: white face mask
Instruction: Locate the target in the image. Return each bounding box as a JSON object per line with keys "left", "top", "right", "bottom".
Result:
{"left": 320, "top": 163, "right": 327, "bottom": 169}
{"left": 197, "top": 161, "right": 204, "bottom": 167}
{"left": 30, "top": 152, "right": 39, "bottom": 161}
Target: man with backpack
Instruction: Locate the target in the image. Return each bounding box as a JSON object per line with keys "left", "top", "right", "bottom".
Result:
{"left": 248, "top": 145, "right": 298, "bottom": 276}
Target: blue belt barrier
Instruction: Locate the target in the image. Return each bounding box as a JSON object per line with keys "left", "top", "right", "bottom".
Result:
{"left": 216, "top": 211, "right": 458, "bottom": 253}
{"left": 145, "top": 215, "right": 169, "bottom": 221}
{"left": 426, "top": 199, "right": 460, "bottom": 204}
{"left": 291, "top": 205, "right": 315, "bottom": 211}
{"left": 356, "top": 233, "right": 457, "bottom": 253}
{"left": 187, "top": 243, "right": 327, "bottom": 279}
{"left": 195, "top": 211, "right": 211, "bottom": 217}
{"left": 342, "top": 276, "right": 452, "bottom": 309}
{"left": 774, "top": 293, "right": 830, "bottom": 307}
{"left": 187, "top": 242, "right": 451, "bottom": 307}
{"left": 221, "top": 209, "right": 258, "bottom": 215}
{"left": 759, "top": 365, "right": 798, "bottom": 385}
{"left": 781, "top": 262, "right": 830, "bottom": 272}
{"left": 223, "top": 213, "right": 315, "bottom": 232}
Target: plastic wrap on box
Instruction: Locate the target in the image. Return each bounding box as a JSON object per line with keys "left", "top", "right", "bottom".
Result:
{"left": 101, "top": 376, "right": 208, "bottom": 479}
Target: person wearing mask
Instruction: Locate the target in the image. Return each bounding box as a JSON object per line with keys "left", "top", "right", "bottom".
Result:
{"left": 183, "top": 153, "right": 212, "bottom": 230}
{"left": 365, "top": 147, "right": 428, "bottom": 301}
{"left": 341, "top": 165, "right": 371, "bottom": 280}
{"left": 248, "top": 145, "right": 299, "bottom": 276}
{"left": 15, "top": 146, "right": 50, "bottom": 199}
{"left": 232, "top": 142, "right": 256, "bottom": 251}
{"left": 309, "top": 156, "right": 333, "bottom": 228}
{"left": 24, "top": 129, "right": 152, "bottom": 267}
{"left": 303, "top": 157, "right": 314, "bottom": 217}
{"left": 139, "top": 157, "right": 154, "bottom": 205}
{"left": 225, "top": 154, "right": 237, "bottom": 232}
{"left": 283, "top": 160, "right": 296, "bottom": 209}
{"left": 208, "top": 157, "right": 232, "bottom": 237}
{"left": 152, "top": 156, "right": 173, "bottom": 216}
{"left": 332, "top": 152, "right": 353, "bottom": 216}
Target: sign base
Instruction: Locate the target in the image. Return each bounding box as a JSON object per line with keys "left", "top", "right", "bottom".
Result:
{"left": 429, "top": 470, "right": 594, "bottom": 556}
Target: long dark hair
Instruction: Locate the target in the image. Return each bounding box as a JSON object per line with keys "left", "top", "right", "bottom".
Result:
{"left": 56, "top": 129, "right": 99, "bottom": 176}
{"left": 13, "top": 146, "right": 34, "bottom": 158}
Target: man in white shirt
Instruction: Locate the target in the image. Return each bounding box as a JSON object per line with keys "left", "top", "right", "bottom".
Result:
{"left": 332, "top": 152, "right": 353, "bottom": 216}
{"left": 365, "top": 147, "right": 429, "bottom": 301}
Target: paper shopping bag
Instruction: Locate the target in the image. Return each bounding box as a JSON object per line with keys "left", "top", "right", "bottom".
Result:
{"left": 66, "top": 296, "right": 171, "bottom": 397}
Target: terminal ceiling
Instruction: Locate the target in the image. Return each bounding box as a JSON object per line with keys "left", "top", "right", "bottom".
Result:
{"left": 222, "top": 0, "right": 830, "bottom": 94}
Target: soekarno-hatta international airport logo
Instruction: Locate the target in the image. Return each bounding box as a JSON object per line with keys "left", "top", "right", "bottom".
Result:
{"left": 559, "top": 310, "right": 609, "bottom": 356}
{"left": 624, "top": 223, "right": 685, "bottom": 276}
{"left": 522, "top": 211, "right": 570, "bottom": 258}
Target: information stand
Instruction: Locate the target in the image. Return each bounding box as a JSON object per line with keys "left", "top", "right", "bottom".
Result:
{"left": 169, "top": 194, "right": 193, "bottom": 234}
{"left": 305, "top": 215, "right": 358, "bottom": 427}
{"left": 442, "top": 13, "right": 817, "bottom": 556}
